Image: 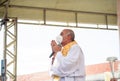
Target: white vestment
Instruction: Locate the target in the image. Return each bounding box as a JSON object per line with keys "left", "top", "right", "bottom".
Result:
{"left": 50, "top": 44, "right": 86, "bottom": 81}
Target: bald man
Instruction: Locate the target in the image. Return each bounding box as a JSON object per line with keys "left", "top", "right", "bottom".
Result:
{"left": 50, "top": 29, "right": 86, "bottom": 81}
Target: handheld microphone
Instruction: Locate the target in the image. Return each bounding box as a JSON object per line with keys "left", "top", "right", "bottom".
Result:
{"left": 49, "top": 52, "right": 54, "bottom": 58}
{"left": 49, "top": 35, "right": 62, "bottom": 58}
{"left": 49, "top": 44, "right": 61, "bottom": 58}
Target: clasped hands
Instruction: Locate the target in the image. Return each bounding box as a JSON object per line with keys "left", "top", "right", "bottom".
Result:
{"left": 51, "top": 40, "right": 62, "bottom": 57}
{"left": 51, "top": 40, "right": 62, "bottom": 64}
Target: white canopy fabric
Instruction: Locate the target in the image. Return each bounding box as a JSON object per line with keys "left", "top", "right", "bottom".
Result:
{"left": 0, "top": 0, "right": 117, "bottom": 27}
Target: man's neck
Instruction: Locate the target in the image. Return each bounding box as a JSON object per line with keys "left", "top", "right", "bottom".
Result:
{"left": 62, "top": 40, "right": 73, "bottom": 46}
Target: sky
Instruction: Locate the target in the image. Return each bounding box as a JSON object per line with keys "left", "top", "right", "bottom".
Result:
{"left": 0, "top": 24, "right": 119, "bottom": 75}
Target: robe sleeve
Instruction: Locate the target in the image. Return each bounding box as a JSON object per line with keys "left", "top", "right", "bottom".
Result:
{"left": 50, "top": 44, "right": 83, "bottom": 77}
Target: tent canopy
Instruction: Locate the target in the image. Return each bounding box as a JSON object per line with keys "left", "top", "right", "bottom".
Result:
{"left": 0, "top": 0, "right": 117, "bottom": 29}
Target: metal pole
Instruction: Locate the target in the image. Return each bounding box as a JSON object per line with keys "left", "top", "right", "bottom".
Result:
{"left": 1, "top": 0, "right": 10, "bottom": 81}
{"left": 107, "top": 57, "right": 118, "bottom": 79}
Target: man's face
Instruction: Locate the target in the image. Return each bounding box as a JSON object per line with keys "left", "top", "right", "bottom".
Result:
{"left": 60, "top": 30, "right": 70, "bottom": 46}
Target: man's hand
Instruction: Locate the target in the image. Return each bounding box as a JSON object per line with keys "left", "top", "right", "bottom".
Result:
{"left": 51, "top": 40, "right": 61, "bottom": 53}
{"left": 51, "top": 40, "right": 57, "bottom": 47}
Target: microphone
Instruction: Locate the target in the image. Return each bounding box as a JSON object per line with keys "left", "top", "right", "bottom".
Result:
{"left": 49, "top": 35, "right": 62, "bottom": 58}
{"left": 49, "top": 44, "right": 61, "bottom": 58}
{"left": 49, "top": 52, "right": 54, "bottom": 58}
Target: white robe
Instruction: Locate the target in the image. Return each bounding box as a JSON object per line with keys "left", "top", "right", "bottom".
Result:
{"left": 50, "top": 44, "right": 86, "bottom": 81}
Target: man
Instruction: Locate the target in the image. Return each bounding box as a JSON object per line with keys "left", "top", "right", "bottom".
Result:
{"left": 50, "top": 29, "right": 85, "bottom": 81}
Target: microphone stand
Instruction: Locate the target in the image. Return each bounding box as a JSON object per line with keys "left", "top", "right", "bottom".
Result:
{"left": 106, "top": 57, "right": 117, "bottom": 81}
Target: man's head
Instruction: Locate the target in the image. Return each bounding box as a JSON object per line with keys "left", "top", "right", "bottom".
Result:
{"left": 60, "top": 29, "right": 75, "bottom": 46}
